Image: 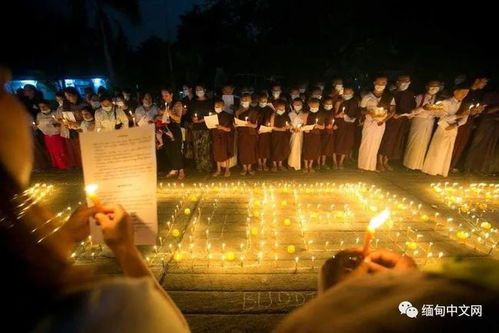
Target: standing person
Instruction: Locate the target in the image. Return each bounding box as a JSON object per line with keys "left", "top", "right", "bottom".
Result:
{"left": 94, "top": 96, "right": 129, "bottom": 132}
{"left": 288, "top": 98, "right": 307, "bottom": 171}
{"left": 310, "top": 86, "right": 323, "bottom": 100}
{"left": 234, "top": 94, "right": 259, "bottom": 175}
{"left": 21, "top": 84, "right": 42, "bottom": 118}
{"left": 403, "top": 80, "right": 442, "bottom": 170}
{"left": 450, "top": 76, "right": 488, "bottom": 172}
{"left": 319, "top": 97, "right": 336, "bottom": 170}
{"left": 62, "top": 87, "right": 87, "bottom": 167}
{"left": 328, "top": 79, "right": 344, "bottom": 102}
{"left": 221, "top": 84, "right": 239, "bottom": 115}
{"left": 135, "top": 93, "right": 159, "bottom": 127}
{"left": 211, "top": 100, "right": 234, "bottom": 177}
{"left": 190, "top": 84, "right": 213, "bottom": 173}
{"left": 378, "top": 75, "right": 415, "bottom": 171}
{"left": 270, "top": 100, "right": 291, "bottom": 171}
{"left": 288, "top": 87, "right": 301, "bottom": 102}
{"left": 79, "top": 106, "right": 96, "bottom": 132}
{"left": 163, "top": 101, "right": 186, "bottom": 180}
{"left": 269, "top": 84, "right": 284, "bottom": 108}
{"left": 358, "top": 76, "right": 395, "bottom": 172}
{"left": 257, "top": 94, "right": 273, "bottom": 171}
{"left": 35, "top": 100, "right": 70, "bottom": 170}
{"left": 115, "top": 94, "right": 134, "bottom": 127}
{"left": 422, "top": 85, "right": 470, "bottom": 177}
{"left": 302, "top": 98, "right": 326, "bottom": 173}
{"left": 333, "top": 88, "right": 360, "bottom": 169}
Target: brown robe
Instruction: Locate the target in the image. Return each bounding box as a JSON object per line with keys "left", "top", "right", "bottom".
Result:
{"left": 303, "top": 111, "right": 327, "bottom": 160}
{"left": 236, "top": 107, "right": 259, "bottom": 165}
{"left": 211, "top": 111, "right": 234, "bottom": 162}
{"left": 271, "top": 112, "right": 291, "bottom": 162}
{"left": 257, "top": 106, "right": 273, "bottom": 159}
{"left": 321, "top": 108, "right": 336, "bottom": 157}
{"left": 379, "top": 90, "right": 415, "bottom": 160}
{"left": 334, "top": 98, "right": 360, "bottom": 155}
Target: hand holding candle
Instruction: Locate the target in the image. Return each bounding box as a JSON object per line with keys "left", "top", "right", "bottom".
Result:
{"left": 85, "top": 184, "right": 102, "bottom": 210}
{"left": 363, "top": 209, "right": 390, "bottom": 256}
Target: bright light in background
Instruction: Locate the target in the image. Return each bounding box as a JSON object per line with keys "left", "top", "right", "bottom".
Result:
{"left": 91, "top": 78, "right": 106, "bottom": 90}
{"left": 64, "top": 79, "right": 75, "bottom": 87}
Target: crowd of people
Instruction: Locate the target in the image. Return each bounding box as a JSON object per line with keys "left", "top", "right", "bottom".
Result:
{"left": 22, "top": 74, "right": 498, "bottom": 179}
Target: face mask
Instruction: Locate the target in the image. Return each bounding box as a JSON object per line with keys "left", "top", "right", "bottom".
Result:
{"left": 309, "top": 107, "right": 319, "bottom": 113}
{"left": 103, "top": 105, "right": 113, "bottom": 112}
{"left": 57, "top": 101, "right": 63, "bottom": 107}
{"left": 251, "top": 102, "right": 258, "bottom": 107}
{"left": 117, "top": 101, "right": 125, "bottom": 107}
{"left": 454, "top": 78, "right": 465, "bottom": 85}
{"left": 428, "top": 87, "right": 440, "bottom": 95}
{"left": 183, "top": 89, "right": 190, "bottom": 95}
{"left": 41, "top": 109, "right": 51, "bottom": 114}
{"left": 313, "top": 95, "right": 322, "bottom": 100}
{"left": 374, "top": 85, "right": 386, "bottom": 93}
{"left": 318, "top": 85, "right": 324, "bottom": 91}
{"left": 324, "top": 104, "right": 333, "bottom": 110}
{"left": 215, "top": 107, "right": 223, "bottom": 113}
{"left": 83, "top": 116, "right": 94, "bottom": 121}
{"left": 91, "top": 101, "right": 101, "bottom": 109}
{"left": 276, "top": 109, "right": 285, "bottom": 115}
{"left": 291, "top": 94, "right": 299, "bottom": 100}
{"left": 335, "top": 84, "right": 343, "bottom": 92}
{"left": 196, "top": 90, "right": 205, "bottom": 97}
{"left": 272, "top": 91, "right": 281, "bottom": 98}
{"left": 241, "top": 101, "right": 250, "bottom": 108}
{"left": 143, "top": 103, "right": 152, "bottom": 108}
{"left": 343, "top": 94, "right": 353, "bottom": 101}
{"left": 259, "top": 102, "right": 267, "bottom": 108}
{"left": 399, "top": 82, "right": 410, "bottom": 91}
{"left": 299, "top": 88, "right": 306, "bottom": 93}
{"left": 294, "top": 105, "right": 303, "bottom": 112}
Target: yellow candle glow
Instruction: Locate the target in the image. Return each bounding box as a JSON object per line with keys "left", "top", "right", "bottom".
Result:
{"left": 85, "top": 184, "right": 102, "bottom": 209}
{"left": 363, "top": 209, "right": 390, "bottom": 256}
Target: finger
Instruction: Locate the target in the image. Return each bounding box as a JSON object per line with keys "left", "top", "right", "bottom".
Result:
{"left": 367, "top": 249, "right": 401, "bottom": 268}
{"left": 363, "top": 257, "right": 389, "bottom": 273}
{"left": 94, "top": 212, "right": 111, "bottom": 227}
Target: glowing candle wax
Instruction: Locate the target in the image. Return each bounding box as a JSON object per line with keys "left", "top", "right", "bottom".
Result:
{"left": 363, "top": 209, "right": 390, "bottom": 256}
{"left": 85, "top": 184, "right": 102, "bottom": 210}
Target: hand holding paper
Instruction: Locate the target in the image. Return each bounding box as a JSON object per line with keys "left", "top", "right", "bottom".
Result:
{"left": 234, "top": 117, "right": 248, "bottom": 127}
{"left": 258, "top": 125, "right": 273, "bottom": 134}
{"left": 204, "top": 114, "right": 220, "bottom": 129}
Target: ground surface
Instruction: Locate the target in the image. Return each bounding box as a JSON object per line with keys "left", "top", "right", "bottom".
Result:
{"left": 30, "top": 166, "right": 498, "bottom": 333}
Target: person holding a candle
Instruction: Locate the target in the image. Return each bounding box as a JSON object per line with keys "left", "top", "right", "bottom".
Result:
{"left": 163, "top": 101, "right": 186, "bottom": 180}
{"left": 94, "top": 95, "right": 129, "bottom": 132}
{"left": 302, "top": 98, "right": 326, "bottom": 173}
{"left": 403, "top": 80, "right": 442, "bottom": 170}
{"left": 288, "top": 98, "right": 307, "bottom": 171}
{"left": 189, "top": 84, "right": 214, "bottom": 173}
{"left": 234, "top": 94, "right": 259, "bottom": 175}
{"left": 333, "top": 87, "right": 360, "bottom": 170}
{"left": 270, "top": 100, "right": 291, "bottom": 171}
{"left": 358, "top": 75, "right": 395, "bottom": 172}
{"left": 422, "top": 84, "right": 470, "bottom": 177}
{"left": 134, "top": 92, "right": 159, "bottom": 127}
{"left": 256, "top": 94, "right": 273, "bottom": 171}
{"left": 319, "top": 97, "right": 337, "bottom": 170}
{"left": 211, "top": 99, "right": 234, "bottom": 177}
{"left": 378, "top": 75, "right": 416, "bottom": 171}
{"left": 0, "top": 75, "right": 190, "bottom": 332}
{"left": 78, "top": 105, "right": 96, "bottom": 132}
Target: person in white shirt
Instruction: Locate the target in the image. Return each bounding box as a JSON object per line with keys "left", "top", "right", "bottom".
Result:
{"left": 422, "top": 85, "right": 470, "bottom": 177}
{"left": 134, "top": 93, "right": 159, "bottom": 127}
{"left": 35, "top": 100, "right": 70, "bottom": 169}
{"left": 94, "top": 96, "right": 129, "bottom": 132}
{"left": 288, "top": 98, "right": 307, "bottom": 170}
{"left": 79, "top": 106, "right": 96, "bottom": 132}
{"left": 403, "top": 80, "right": 441, "bottom": 170}
{"left": 357, "top": 76, "right": 396, "bottom": 171}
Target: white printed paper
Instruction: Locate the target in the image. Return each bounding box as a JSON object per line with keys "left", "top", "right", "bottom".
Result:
{"left": 234, "top": 117, "right": 248, "bottom": 127}
{"left": 301, "top": 124, "right": 315, "bottom": 132}
{"left": 204, "top": 114, "right": 220, "bottom": 129}
{"left": 80, "top": 126, "right": 157, "bottom": 245}
{"left": 62, "top": 111, "right": 76, "bottom": 122}
{"left": 258, "top": 125, "right": 273, "bottom": 134}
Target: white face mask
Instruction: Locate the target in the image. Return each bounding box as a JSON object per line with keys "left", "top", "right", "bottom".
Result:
{"left": 117, "top": 101, "right": 125, "bottom": 107}
{"left": 343, "top": 94, "right": 353, "bottom": 101}
{"left": 196, "top": 90, "right": 205, "bottom": 97}
{"left": 215, "top": 107, "right": 223, "bottom": 113}
{"left": 299, "top": 88, "right": 306, "bottom": 93}
{"left": 317, "top": 85, "right": 324, "bottom": 91}
{"left": 272, "top": 91, "right": 281, "bottom": 98}
{"left": 241, "top": 101, "right": 250, "bottom": 108}
{"left": 143, "top": 103, "right": 152, "bottom": 108}
{"left": 335, "top": 84, "right": 343, "bottom": 92}
{"left": 313, "top": 95, "right": 322, "bottom": 100}
{"left": 41, "top": 109, "right": 51, "bottom": 114}
{"left": 102, "top": 105, "right": 113, "bottom": 112}
{"left": 83, "top": 116, "right": 94, "bottom": 121}
{"left": 294, "top": 105, "right": 303, "bottom": 112}
{"left": 309, "top": 107, "right": 319, "bottom": 113}
{"left": 259, "top": 102, "right": 267, "bottom": 108}
{"left": 324, "top": 104, "right": 333, "bottom": 111}
{"left": 291, "top": 94, "right": 299, "bottom": 100}
{"left": 57, "top": 101, "right": 63, "bottom": 107}
{"left": 374, "top": 85, "right": 386, "bottom": 93}
{"left": 91, "top": 101, "right": 101, "bottom": 109}
{"left": 399, "top": 82, "right": 411, "bottom": 91}
{"left": 428, "top": 87, "right": 440, "bottom": 95}
{"left": 183, "top": 89, "right": 190, "bottom": 95}
{"left": 276, "top": 109, "right": 285, "bottom": 115}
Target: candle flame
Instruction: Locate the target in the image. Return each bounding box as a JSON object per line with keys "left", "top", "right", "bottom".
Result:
{"left": 367, "top": 209, "right": 390, "bottom": 232}
{"left": 85, "top": 184, "right": 99, "bottom": 196}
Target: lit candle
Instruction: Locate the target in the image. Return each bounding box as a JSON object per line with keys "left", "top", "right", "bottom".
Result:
{"left": 85, "top": 184, "right": 102, "bottom": 210}
{"left": 128, "top": 110, "right": 136, "bottom": 126}
{"left": 363, "top": 209, "right": 390, "bottom": 256}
